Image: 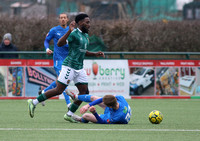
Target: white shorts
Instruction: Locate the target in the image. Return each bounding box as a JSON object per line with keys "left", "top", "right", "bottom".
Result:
{"left": 57, "top": 65, "right": 88, "bottom": 86}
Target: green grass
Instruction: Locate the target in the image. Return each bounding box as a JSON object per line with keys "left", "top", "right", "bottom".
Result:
{"left": 0, "top": 99, "right": 200, "bottom": 141}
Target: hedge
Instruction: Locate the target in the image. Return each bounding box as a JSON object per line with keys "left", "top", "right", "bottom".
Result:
{"left": 0, "top": 16, "right": 199, "bottom": 52}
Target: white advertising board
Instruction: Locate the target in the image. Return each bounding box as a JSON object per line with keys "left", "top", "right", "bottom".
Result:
{"left": 60, "top": 59, "right": 130, "bottom": 99}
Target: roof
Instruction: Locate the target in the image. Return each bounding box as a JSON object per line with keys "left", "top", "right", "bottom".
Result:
{"left": 10, "top": 2, "right": 31, "bottom": 8}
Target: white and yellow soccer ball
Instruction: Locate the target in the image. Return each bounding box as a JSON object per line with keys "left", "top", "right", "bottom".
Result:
{"left": 149, "top": 110, "right": 163, "bottom": 124}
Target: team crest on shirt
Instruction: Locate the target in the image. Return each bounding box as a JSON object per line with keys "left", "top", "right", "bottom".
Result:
{"left": 67, "top": 80, "right": 70, "bottom": 84}
{"left": 123, "top": 106, "right": 128, "bottom": 113}
{"left": 107, "top": 119, "right": 111, "bottom": 123}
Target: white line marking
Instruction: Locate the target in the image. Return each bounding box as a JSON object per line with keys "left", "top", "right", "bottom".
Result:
{"left": 0, "top": 128, "right": 200, "bottom": 132}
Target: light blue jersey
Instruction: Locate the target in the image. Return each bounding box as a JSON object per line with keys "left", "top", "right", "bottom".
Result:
{"left": 45, "top": 25, "right": 69, "bottom": 75}
{"left": 100, "top": 95, "right": 132, "bottom": 124}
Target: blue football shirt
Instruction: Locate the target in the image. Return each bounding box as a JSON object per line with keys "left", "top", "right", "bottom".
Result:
{"left": 45, "top": 25, "right": 69, "bottom": 74}
{"left": 100, "top": 95, "right": 132, "bottom": 124}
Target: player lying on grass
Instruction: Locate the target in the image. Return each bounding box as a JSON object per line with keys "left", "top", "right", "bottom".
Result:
{"left": 67, "top": 90, "right": 132, "bottom": 124}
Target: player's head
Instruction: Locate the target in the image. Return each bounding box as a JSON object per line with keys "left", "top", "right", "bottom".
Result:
{"left": 103, "top": 95, "right": 118, "bottom": 109}
{"left": 59, "top": 13, "right": 69, "bottom": 27}
{"left": 3, "top": 33, "right": 12, "bottom": 46}
{"left": 75, "top": 13, "right": 90, "bottom": 33}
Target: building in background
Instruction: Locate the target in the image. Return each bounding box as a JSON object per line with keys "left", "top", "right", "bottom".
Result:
{"left": 10, "top": 1, "right": 47, "bottom": 18}
{"left": 0, "top": 0, "right": 47, "bottom": 18}
{"left": 183, "top": 0, "right": 200, "bottom": 20}
{"left": 0, "top": 0, "right": 198, "bottom": 20}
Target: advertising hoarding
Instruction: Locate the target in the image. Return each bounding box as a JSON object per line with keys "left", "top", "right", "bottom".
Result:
{"left": 1, "top": 59, "right": 200, "bottom": 99}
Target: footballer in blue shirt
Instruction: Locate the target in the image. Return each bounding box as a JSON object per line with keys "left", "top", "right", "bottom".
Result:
{"left": 39, "top": 13, "right": 71, "bottom": 108}
{"left": 67, "top": 90, "right": 132, "bottom": 124}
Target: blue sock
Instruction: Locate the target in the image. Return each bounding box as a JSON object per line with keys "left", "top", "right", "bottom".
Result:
{"left": 44, "top": 81, "right": 56, "bottom": 92}
{"left": 78, "top": 95, "right": 92, "bottom": 102}
{"left": 81, "top": 118, "right": 89, "bottom": 123}
{"left": 63, "top": 91, "right": 71, "bottom": 105}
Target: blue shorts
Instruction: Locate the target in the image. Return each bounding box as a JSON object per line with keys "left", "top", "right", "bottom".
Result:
{"left": 99, "top": 107, "right": 110, "bottom": 123}
{"left": 54, "top": 60, "right": 63, "bottom": 76}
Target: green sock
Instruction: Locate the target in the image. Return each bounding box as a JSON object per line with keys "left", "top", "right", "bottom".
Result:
{"left": 69, "top": 103, "right": 79, "bottom": 113}
{"left": 37, "top": 93, "right": 47, "bottom": 102}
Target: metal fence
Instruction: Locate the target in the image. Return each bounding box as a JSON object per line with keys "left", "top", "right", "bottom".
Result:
{"left": 0, "top": 51, "right": 200, "bottom": 60}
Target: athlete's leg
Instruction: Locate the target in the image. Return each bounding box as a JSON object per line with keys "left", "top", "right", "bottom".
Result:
{"left": 67, "top": 84, "right": 88, "bottom": 115}
{"left": 39, "top": 81, "right": 71, "bottom": 107}
{"left": 28, "top": 65, "right": 71, "bottom": 118}
{"left": 64, "top": 68, "right": 90, "bottom": 122}
{"left": 77, "top": 94, "right": 106, "bottom": 109}
{"left": 35, "top": 81, "right": 66, "bottom": 104}
{"left": 82, "top": 113, "right": 97, "bottom": 123}
{"left": 63, "top": 90, "right": 71, "bottom": 107}
{"left": 43, "top": 81, "right": 56, "bottom": 93}
{"left": 28, "top": 81, "right": 66, "bottom": 118}
{"left": 55, "top": 64, "right": 71, "bottom": 107}
{"left": 66, "top": 91, "right": 106, "bottom": 109}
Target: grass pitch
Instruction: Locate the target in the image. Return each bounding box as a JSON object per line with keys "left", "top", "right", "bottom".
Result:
{"left": 0, "top": 99, "right": 200, "bottom": 141}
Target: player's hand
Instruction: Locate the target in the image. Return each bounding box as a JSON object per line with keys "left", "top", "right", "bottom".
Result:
{"left": 69, "top": 21, "right": 76, "bottom": 32}
{"left": 89, "top": 106, "right": 96, "bottom": 114}
{"left": 80, "top": 104, "right": 90, "bottom": 114}
{"left": 46, "top": 49, "right": 53, "bottom": 55}
{"left": 96, "top": 51, "right": 105, "bottom": 58}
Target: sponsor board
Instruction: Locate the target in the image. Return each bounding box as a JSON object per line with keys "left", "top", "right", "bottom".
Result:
{"left": 1, "top": 59, "right": 200, "bottom": 98}
{"left": 64, "top": 60, "right": 130, "bottom": 98}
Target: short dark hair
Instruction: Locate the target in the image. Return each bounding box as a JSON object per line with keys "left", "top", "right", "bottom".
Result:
{"left": 103, "top": 95, "right": 117, "bottom": 108}
{"left": 75, "top": 13, "right": 89, "bottom": 24}
{"left": 59, "top": 13, "right": 68, "bottom": 18}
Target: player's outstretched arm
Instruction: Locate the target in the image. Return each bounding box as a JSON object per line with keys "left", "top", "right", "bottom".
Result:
{"left": 85, "top": 51, "right": 105, "bottom": 58}
{"left": 80, "top": 98, "right": 103, "bottom": 114}
{"left": 57, "top": 21, "right": 75, "bottom": 47}
{"left": 44, "top": 37, "right": 53, "bottom": 55}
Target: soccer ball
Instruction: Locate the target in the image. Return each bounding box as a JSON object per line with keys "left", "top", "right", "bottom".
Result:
{"left": 149, "top": 110, "right": 163, "bottom": 124}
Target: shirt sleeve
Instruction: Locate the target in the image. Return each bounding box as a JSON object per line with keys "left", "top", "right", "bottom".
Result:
{"left": 44, "top": 28, "right": 55, "bottom": 49}
{"left": 89, "top": 98, "right": 103, "bottom": 106}
{"left": 93, "top": 112, "right": 107, "bottom": 124}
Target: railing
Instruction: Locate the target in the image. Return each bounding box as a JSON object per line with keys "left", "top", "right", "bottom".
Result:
{"left": 0, "top": 51, "right": 51, "bottom": 59}
{"left": 0, "top": 51, "right": 200, "bottom": 59}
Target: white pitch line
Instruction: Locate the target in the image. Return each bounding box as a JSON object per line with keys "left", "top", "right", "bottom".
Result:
{"left": 0, "top": 128, "right": 200, "bottom": 132}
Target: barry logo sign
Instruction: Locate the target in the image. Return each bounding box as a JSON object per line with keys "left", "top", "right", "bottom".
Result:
{"left": 92, "top": 62, "right": 98, "bottom": 79}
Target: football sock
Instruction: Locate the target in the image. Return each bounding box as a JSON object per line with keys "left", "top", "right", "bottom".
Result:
{"left": 68, "top": 103, "right": 79, "bottom": 113}
{"left": 37, "top": 93, "right": 47, "bottom": 102}
{"left": 81, "top": 118, "right": 89, "bottom": 123}
{"left": 33, "top": 99, "right": 39, "bottom": 105}
{"left": 44, "top": 81, "right": 56, "bottom": 92}
{"left": 63, "top": 91, "right": 71, "bottom": 105}
{"left": 67, "top": 111, "right": 74, "bottom": 116}
{"left": 67, "top": 103, "right": 71, "bottom": 108}
{"left": 77, "top": 95, "right": 92, "bottom": 102}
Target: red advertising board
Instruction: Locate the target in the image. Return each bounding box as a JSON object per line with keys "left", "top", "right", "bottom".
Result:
{"left": 0, "top": 59, "right": 200, "bottom": 99}
{"left": 128, "top": 60, "right": 199, "bottom": 67}
{"left": 0, "top": 59, "right": 57, "bottom": 99}
{"left": 128, "top": 60, "right": 200, "bottom": 98}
